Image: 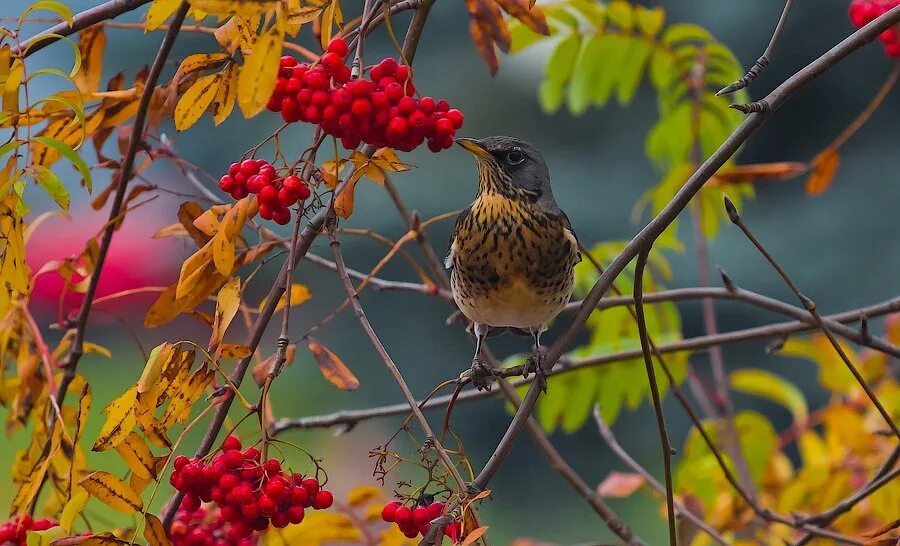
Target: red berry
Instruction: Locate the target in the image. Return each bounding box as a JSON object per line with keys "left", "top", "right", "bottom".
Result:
{"left": 241, "top": 501, "right": 260, "bottom": 519}
{"left": 219, "top": 175, "right": 235, "bottom": 192}
{"left": 257, "top": 494, "right": 277, "bottom": 516}
{"left": 222, "top": 435, "right": 242, "bottom": 452}
{"left": 287, "top": 506, "right": 305, "bottom": 525}
{"left": 341, "top": 135, "right": 361, "bottom": 150}
{"left": 446, "top": 109, "right": 464, "bottom": 129}
{"left": 378, "top": 57, "right": 398, "bottom": 75}
{"left": 282, "top": 175, "right": 303, "bottom": 191}
{"left": 173, "top": 455, "right": 190, "bottom": 470}
{"left": 239, "top": 161, "right": 258, "bottom": 176}
{"left": 262, "top": 458, "right": 281, "bottom": 474}
{"left": 331, "top": 88, "right": 353, "bottom": 111}
{"left": 351, "top": 99, "right": 371, "bottom": 117}
{"left": 313, "top": 490, "right": 333, "bottom": 510}
{"left": 394, "top": 506, "right": 413, "bottom": 527}
{"left": 290, "top": 485, "right": 309, "bottom": 507}
{"left": 397, "top": 96, "right": 416, "bottom": 115}
{"left": 285, "top": 77, "right": 302, "bottom": 93}
{"left": 244, "top": 447, "right": 261, "bottom": 461}
{"left": 381, "top": 501, "right": 400, "bottom": 522}
{"left": 301, "top": 477, "right": 320, "bottom": 496}
{"left": 267, "top": 94, "right": 282, "bottom": 112}
{"left": 435, "top": 99, "right": 450, "bottom": 112}
{"left": 259, "top": 185, "right": 278, "bottom": 204}
{"left": 385, "top": 83, "right": 404, "bottom": 103}
{"left": 272, "top": 206, "right": 291, "bottom": 225}
{"left": 280, "top": 56, "right": 297, "bottom": 68}
{"left": 404, "top": 529, "right": 419, "bottom": 539}
{"left": 304, "top": 105, "right": 322, "bottom": 123}
{"left": 218, "top": 473, "right": 240, "bottom": 491}
{"left": 434, "top": 118, "right": 454, "bottom": 137}
{"left": 296, "top": 183, "right": 311, "bottom": 201}
{"left": 334, "top": 65, "right": 352, "bottom": 84}
{"left": 297, "top": 88, "right": 313, "bottom": 105}
{"left": 887, "top": 41, "right": 900, "bottom": 57}
{"left": 321, "top": 52, "right": 344, "bottom": 72}
{"left": 426, "top": 501, "right": 444, "bottom": 519}
{"left": 222, "top": 449, "right": 244, "bottom": 468}
{"left": 327, "top": 38, "right": 349, "bottom": 57}
{"left": 277, "top": 187, "right": 300, "bottom": 206}
{"left": 412, "top": 506, "right": 429, "bottom": 527}
{"left": 386, "top": 117, "right": 409, "bottom": 141}
{"left": 183, "top": 494, "right": 201, "bottom": 512}
{"left": 312, "top": 90, "right": 330, "bottom": 107}
{"left": 305, "top": 69, "right": 329, "bottom": 90}
{"left": 427, "top": 138, "right": 442, "bottom": 153}
{"left": 418, "top": 96, "right": 435, "bottom": 113}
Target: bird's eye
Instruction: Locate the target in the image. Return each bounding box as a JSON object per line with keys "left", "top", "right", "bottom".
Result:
{"left": 506, "top": 148, "right": 525, "bottom": 165}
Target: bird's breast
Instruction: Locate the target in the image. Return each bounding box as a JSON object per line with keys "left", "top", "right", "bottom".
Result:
{"left": 450, "top": 194, "right": 579, "bottom": 329}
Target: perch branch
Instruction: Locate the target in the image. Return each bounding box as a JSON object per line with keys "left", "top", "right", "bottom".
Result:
{"left": 717, "top": 0, "right": 794, "bottom": 95}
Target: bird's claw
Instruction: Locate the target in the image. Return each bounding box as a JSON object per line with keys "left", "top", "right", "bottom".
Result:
{"left": 468, "top": 357, "right": 494, "bottom": 391}
{"left": 523, "top": 346, "right": 548, "bottom": 393}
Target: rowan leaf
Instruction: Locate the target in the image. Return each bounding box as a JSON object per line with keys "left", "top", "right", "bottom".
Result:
{"left": 211, "top": 276, "right": 241, "bottom": 349}
{"left": 137, "top": 343, "right": 175, "bottom": 394}
{"left": 143, "top": 514, "right": 171, "bottom": 546}
{"left": 212, "top": 64, "right": 237, "bottom": 125}
{"left": 79, "top": 471, "right": 144, "bottom": 514}
{"left": 10, "top": 431, "right": 59, "bottom": 514}
{"left": 32, "top": 136, "right": 93, "bottom": 193}
{"left": 495, "top": 0, "right": 548, "bottom": 35}
{"left": 597, "top": 471, "right": 645, "bottom": 498}
{"left": 635, "top": 5, "right": 665, "bottom": 37}
{"left": 347, "top": 485, "right": 383, "bottom": 507}
{"left": 237, "top": 23, "right": 283, "bottom": 117}
{"left": 59, "top": 488, "right": 89, "bottom": 532}
{"left": 334, "top": 177, "right": 359, "bottom": 218}
{"left": 461, "top": 526, "right": 489, "bottom": 546}
{"left": 190, "top": 0, "right": 276, "bottom": 15}
{"left": 730, "top": 368, "right": 808, "bottom": 424}
{"left": 258, "top": 283, "right": 311, "bottom": 312}
{"left": 73, "top": 25, "right": 106, "bottom": 94}
{"left": 146, "top": 0, "right": 181, "bottom": 31}
{"left": 806, "top": 148, "right": 840, "bottom": 195}
{"left": 32, "top": 165, "right": 70, "bottom": 210}
{"left": 309, "top": 338, "right": 359, "bottom": 390}
{"left": 92, "top": 387, "right": 138, "bottom": 452}
{"left": 220, "top": 344, "right": 252, "bottom": 359}
{"left": 174, "top": 53, "right": 230, "bottom": 81}
{"left": 175, "top": 72, "right": 222, "bottom": 130}
{"left": 114, "top": 432, "right": 156, "bottom": 480}
{"left": 52, "top": 534, "right": 129, "bottom": 546}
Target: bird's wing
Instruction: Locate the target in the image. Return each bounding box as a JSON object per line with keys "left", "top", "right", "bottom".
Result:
{"left": 445, "top": 205, "right": 472, "bottom": 269}
{"left": 549, "top": 208, "right": 582, "bottom": 263}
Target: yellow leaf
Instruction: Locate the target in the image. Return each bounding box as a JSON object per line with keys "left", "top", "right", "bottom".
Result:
{"left": 320, "top": 158, "right": 347, "bottom": 188}
{"left": 174, "top": 53, "right": 230, "bottom": 81}
{"left": 309, "top": 338, "right": 359, "bottom": 390}
{"left": 334, "top": 177, "right": 359, "bottom": 218}
{"left": 83, "top": 341, "right": 111, "bottom": 358}
{"left": 175, "top": 72, "right": 222, "bottom": 130}
{"left": 137, "top": 343, "right": 175, "bottom": 394}
{"left": 176, "top": 242, "right": 215, "bottom": 299}
{"left": 730, "top": 368, "right": 808, "bottom": 425}
{"left": 145, "top": 0, "right": 181, "bottom": 31}
{"left": 52, "top": 533, "right": 129, "bottom": 546}
{"left": 161, "top": 364, "right": 214, "bottom": 427}
{"left": 258, "top": 282, "right": 311, "bottom": 312}
{"left": 10, "top": 427, "right": 61, "bottom": 514}
{"left": 347, "top": 485, "right": 383, "bottom": 507}
{"left": 190, "top": 0, "right": 275, "bottom": 15}
{"left": 371, "top": 147, "right": 409, "bottom": 172}
{"left": 60, "top": 488, "right": 89, "bottom": 532}
{"left": 237, "top": 22, "right": 283, "bottom": 117}
{"left": 220, "top": 343, "right": 252, "bottom": 359}
{"left": 212, "top": 64, "right": 237, "bottom": 125}
{"left": 806, "top": 148, "right": 840, "bottom": 196}
{"left": 92, "top": 387, "right": 137, "bottom": 452}
{"left": 145, "top": 268, "right": 227, "bottom": 328}
{"left": 143, "top": 514, "right": 171, "bottom": 546}
{"left": 73, "top": 382, "right": 92, "bottom": 445}
{"left": 211, "top": 276, "right": 241, "bottom": 348}
{"left": 79, "top": 471, "right": 143, "bottom": 514}
{"left": 635, "top": 6, "right": 665, "bottom": 37}
{"left": 211, "top": 228, "right": 235, "bottom": 275}
{"left": 74, "top": 25, "right": 106, "bottom": 94}
{"left": 214, "top": 15, "right": 259, "bottom": 54}
{"left": 320, "top": 0, "right": 337, "bottom": 48}
{"left": 114, "top": 432, "right": 156, "bottom": 480}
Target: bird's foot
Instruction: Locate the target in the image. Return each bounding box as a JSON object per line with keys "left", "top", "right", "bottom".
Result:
{"left": 523, "top": 346, "right": 548, "bottom": 393}
{"left": 465, "top": 356, "right": 494, "bottom": 391}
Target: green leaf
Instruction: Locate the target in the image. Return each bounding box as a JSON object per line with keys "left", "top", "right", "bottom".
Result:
{"left": 509, "top": 20, "right": 547, "bottom": 53}
{"left": 32, "top": 165, "right": 69, "bottom": 210}
{"left": 636, "top": 6, "right": 665, "bottom": 37}
{"left": 730, "top": 368, "right": 809, "bottom": 424}
{"left": 661, "top": 23, "right": 713, "bottom": 45}
{"left": 606, "top": 0, "right": 633, "bottom": 30}
{"left": 0, "top": 139, "right": 24, "bottom": 159}
{"left": 615, "top": 39, "right": 653, "bottom": 105}
{"left": 546, "top": 34, "right": 582, "bottom": 84}
{"left": 543, "top": 5, "right": 579, "bottom": 29}
{"left": 567, "top": 34, "right": 608, "bottom": 115}
{"left": 567, "top": 0, "right": 606, "bottom": 29}
{"left": 33, "top": 136, "right": 92, "bottom": 192}
{"left": 734, "top": 410, "right": 778, "bottom": 485}
{"left": 21, "top": 33, "right": 82, "bottom": 77}
{"left": 592, "top": 34, "right": 632, "bottom": 107}
{"left": 538, "top": 80, "right": 565, "bottom": 113}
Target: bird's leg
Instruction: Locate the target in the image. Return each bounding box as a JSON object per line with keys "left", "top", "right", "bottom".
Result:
{"left": 468, "top": 323, "right": 494, "bottom": 391}
{"left": 524, "top": 326, "right": 548, "bottom": 393}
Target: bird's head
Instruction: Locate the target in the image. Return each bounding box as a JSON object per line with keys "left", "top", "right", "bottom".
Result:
{"left": 455, "top": 136, "right": 551, "bottom": 201}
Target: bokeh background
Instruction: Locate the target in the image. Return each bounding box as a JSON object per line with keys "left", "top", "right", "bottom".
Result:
{"left": 4, "top": 0, "right": 899, "bottom": 543}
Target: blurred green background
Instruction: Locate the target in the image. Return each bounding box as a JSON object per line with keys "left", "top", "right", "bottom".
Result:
{"left": 4, "top": 0, "right": 900, "bottom": 543}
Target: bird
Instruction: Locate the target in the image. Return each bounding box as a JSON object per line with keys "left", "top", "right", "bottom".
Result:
{"left": 446, "top": 136, "right": 581, "bottom": 391}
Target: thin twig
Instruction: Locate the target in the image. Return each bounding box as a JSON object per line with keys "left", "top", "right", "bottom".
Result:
{"left": 496, "top": 380, "right": 645, "bottom": 545}
{"left": 593, "top": 408, "right": 729, "bottom": 546}
{"left": 271, "top": 296, "right": 899, "bottom": 433}
{"left": 825, "top": 60, "right": 900, "bottom": 152}
{"left": 724, "top": 196, "right": 900, "bottom": 440}
{"left": 632, "top": 249, "right": 676, "bottom": 545}
{"left": 717, "top": 0, "right": 794, "bottom": 95}
{"left": 17, "top": 0, "right": 152, "bottom": 57}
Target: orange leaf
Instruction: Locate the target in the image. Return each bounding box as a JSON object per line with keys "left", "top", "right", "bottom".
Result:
{"left": 309, "top": 338, "right": 359, "bottom": 390}
{"left": 334, "top": 177, "right": 359, "bottom": 218}
{"left": 806, "top": 149, "right": 840, "bottom": 195}
{"left": 713, "top": 162, "right": 808, "bottom": 184}
{"left": 461, "top": 526, "right": 489, "bottom": 546}
{"left": 464, "top": 0, "right": 510, "bottom": 74}
{"left": 495, "top": 0, "right": 549, "bottom": 35}
{"left": 74, "top": 25, "right": 106, "bottom": 94}
{"left": 596, "top": 471, "right": 644, "bottom": 498}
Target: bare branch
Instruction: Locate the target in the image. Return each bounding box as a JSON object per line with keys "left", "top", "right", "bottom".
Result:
{"left": 632, "top": 250, "right": 676, "bottom": 545}
{"left": 724, "top": 196, "right": 900, "bottom": 440}
{"left": 717, "top": 0, "right": 794, "bottom": 95}
{"left": 593, "top": 408, "right": 729, "bottom": 546}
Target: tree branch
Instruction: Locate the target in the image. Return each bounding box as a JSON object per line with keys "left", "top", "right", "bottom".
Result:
{"left": 632, "top": 250, "right": 676, "bottom": 545}
{"left": 724, "top": 196, "right": 900, "bottom": 440}
{"left": 593, "top": 408, "right": 729, "bottom": 546}
{"left": 717, "top": 0, "right": 794, "bottom": 95}
{"left": 18, "top": 0, "right": 153, "bottom": 57}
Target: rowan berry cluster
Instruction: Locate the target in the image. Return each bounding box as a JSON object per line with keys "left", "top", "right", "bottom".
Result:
{"left": 0, "top": 516, "right": 58, "bottom": 545}
{"left": 849, "top": 0, "right": 900, "bottom": 56}
{"left": 169, "top": 502, "right": 258, "bottom": 546}
{"left": 266, "top": 38, "right": 464, "bottom": 152}
{"left": 169, "top": 436, "right": 333, "bottom": 538}
{"left": 380, "top": 500, "right": 461, "bottom": 540}
{"left": 218, "top": 159, "right": 311, "bottom": 225}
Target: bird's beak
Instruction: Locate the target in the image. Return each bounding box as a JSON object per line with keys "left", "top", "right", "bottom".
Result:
{"left": 455, "top": 138, "right": 491, "bottom": 159}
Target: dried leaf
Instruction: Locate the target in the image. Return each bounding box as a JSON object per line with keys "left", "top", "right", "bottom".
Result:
{"left": 145, "top": 0, "right": 181, "bottom": 31}
{"left": 220, "top": 344, "right": 252, "bottom": 359}
{"left": 52, "top": 533, "right": 129, "bottom": 546}
{"left": 806, "top": 148, "right": 839, "bottom": 195}
{"left": 174, "top": 53, "right": 230, "bottom": 82}
{"left": 334, "top": 177, "right": 359, "bottom": 218}
{"left": 79, "top": 471, "right": 144, "bottom": 514}
{"left": 211, "top": 64, "right": 237, "bottom": 125}
{"left": 461, "top": 526, "right": 489, "bottom": 546}
{"left": 495, "top": 0, "right": 548, "bottom": 35}
{"left": 257, "top": 282, "right": 311, "bottom": 312}
{"left": 309, "top": 338, "right": 359, "bottom": 390}
{"left": 210, "top": 277, "right": 241, "bottom": 349}
{"left": 597, "top": 471, "right": 645, "bottom": 498}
